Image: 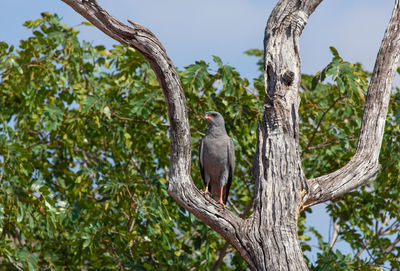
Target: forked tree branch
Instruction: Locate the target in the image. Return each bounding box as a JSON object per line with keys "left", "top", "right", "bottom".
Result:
{"left": 61, "top": 0, "right": 398, "bottom": 269}
{"left": 61, "top": 0, "right": 253, "bottom": 264}
{"left": 302, "top": 0, "right": 400, "bottom": 208}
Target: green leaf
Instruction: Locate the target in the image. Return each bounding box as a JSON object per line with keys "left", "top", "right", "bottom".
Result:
{"left": 103, "top": 105, "right": 111, "bottom": 119}
{"left": 182, "top": 61, "right": 209, "bottom": 90}
{"left": 17, "top": 204, "right": 25, "bottom": 223}
{"left": 329, "top": 46, "right": 340, "bottom": 59}
{"left": 81, "top": 21, "right": 93, "bottom": 26}
{"left": 83, "top": 238, "right": 91, "bottom": 248}
{"left": 82, "top": 96, "right": 99, "bottom": 113}
{"left": 212, "top": 55, "right": 223, "bottom": 68}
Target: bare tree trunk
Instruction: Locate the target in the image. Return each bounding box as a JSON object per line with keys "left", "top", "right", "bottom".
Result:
{"left": 243, "top": 1, "right": 322, "bottom": 269}
{"left": 61, "top": 0, "right": 400, "bottom": 270}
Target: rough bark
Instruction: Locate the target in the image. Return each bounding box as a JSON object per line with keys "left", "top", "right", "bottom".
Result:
{"left": 302, "top": 0, "right": 400, "bottom": 208}
{"left": 60, "top": 0, "right": 253, "bottom": 266}
{"left": 248, "top": 1, "right": 323, "bottom": 269}
{"left": 61, "top": 0, "right": 400, "bottom": 270}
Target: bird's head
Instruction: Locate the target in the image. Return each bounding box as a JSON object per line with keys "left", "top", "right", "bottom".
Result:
{"left": 205, "top": 111, "right": 225, "bottom": 128}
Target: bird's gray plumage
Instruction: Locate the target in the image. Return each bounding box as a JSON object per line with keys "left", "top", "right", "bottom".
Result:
{"left": 199, "top": 111, "right": 235, "bottom": 205}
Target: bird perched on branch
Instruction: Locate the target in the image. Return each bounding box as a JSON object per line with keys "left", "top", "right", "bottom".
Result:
{"left": 199, "top": 111, "right": 235, "bottom": 208}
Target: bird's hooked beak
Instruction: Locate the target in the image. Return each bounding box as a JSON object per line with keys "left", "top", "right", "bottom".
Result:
{"left": 205, "top": 113, "right": 214, "bottom": 120}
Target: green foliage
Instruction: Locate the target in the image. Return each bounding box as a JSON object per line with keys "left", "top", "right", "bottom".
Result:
{"left": 1, "top": 14, "right": 399, "bottom": 270}
{"left": 300, "top": 47, "right": 369, "bottom": 177}
{"left": 299, "top": 50, "right": 400, "bottom": 270}
{"left": 246, "top": 47, "right": 400, "bottom": 270}
{"left": 0, "top": 13, "right": 257, "bottom": 270}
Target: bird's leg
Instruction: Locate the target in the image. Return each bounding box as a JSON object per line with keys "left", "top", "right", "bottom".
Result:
{"left": 219, "top": 187, "right": 228, "bottom": 208}
{"left": 201, "top": 181, "right": 209, "bottom": 194}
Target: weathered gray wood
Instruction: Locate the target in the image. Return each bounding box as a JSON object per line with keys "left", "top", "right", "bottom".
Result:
{"left": 60, "top": 0, "right": 254, "bottom": 267}
{"left": 61, "top": 0, "right": 400, "bottom": 270}
{"left": 248, "top": 1, "right": 322, "bottom": 269}
{"left": 302, "top": 0, "right": 400, "bottom": 209}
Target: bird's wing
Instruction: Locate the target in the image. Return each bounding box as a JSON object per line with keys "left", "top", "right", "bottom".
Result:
{"left": 199, "top": 139, "right": 205, "bottom": 184}
{"left": 224, "top": 138, "right": 235, "bottom": 204}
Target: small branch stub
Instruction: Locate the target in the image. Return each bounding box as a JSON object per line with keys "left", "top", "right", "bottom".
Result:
{"left": 282, "top": 70, "right": 295, "bottom": 86}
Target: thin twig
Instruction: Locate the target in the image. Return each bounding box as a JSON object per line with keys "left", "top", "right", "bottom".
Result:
{"left": 301, "top": 95, "right": 345, "bottom": 156}
{"left": 329, "top": 222, "right": 340, "bottom": 248}
{"left": 10, "top": 262, "right": 23, "bottom": 271}
{"left": 27, "top": 140, "right": 47, "bottom": 149}
{"left": 73, "top": 146, "right": 99, "bottom": 166}
{"left": 128, "top": 204, "right": 140, "bottom": 233}
{"left": 210, "top": 242, "right": 230, "bottom": 271}
{"left": 379, "top": 219, "right": 397, "bottom": 235}
{"left": 227, "top": 198, "right": 241, "bottom": 215}
{"left": 112, "top": 112, "right": 148, "bottom": 123}
{"left": 0, "top": 161, "right": 4, "bottom": 183}
{"left": 130, "top": 157, "right": 149, "bottom": 187}
{"left": 211, "top": 195, "right": 254, "bottom": 270}
{"left": 307, "top": 137, "right": 357, "bottom": 151}
{"left": 383, "top": 234, "right": 400, "bottom": 253}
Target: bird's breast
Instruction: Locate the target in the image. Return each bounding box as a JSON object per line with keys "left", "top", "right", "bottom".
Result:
{"left": 202, "top": 136, "right": 229, "bottom": 169}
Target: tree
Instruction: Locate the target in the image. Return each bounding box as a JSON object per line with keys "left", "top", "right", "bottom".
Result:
{"left": 298, "top": 51, "right": 400, "bottom": 269}
{"left": 0, "top": 13, "right": 258, "bottom": 270}
{"left": 0, "top": 1, "right": 399, "bottom": 270}
{"left": 58, "top": 0, "right": 400, "bottom": 269}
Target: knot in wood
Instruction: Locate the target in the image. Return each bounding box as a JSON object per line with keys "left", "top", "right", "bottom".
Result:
{"left": 263, "top": 104, "right": 280, "bottom": 131}
{"left": 281, "top": 10, "right": 308, "bottom": 36}
{"left": 282, "top": 70, "right": 295, "bottom": 86}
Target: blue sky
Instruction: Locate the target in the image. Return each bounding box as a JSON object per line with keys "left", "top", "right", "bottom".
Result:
{"left": 0, "top": 0, "right": 397, "bottom": 263}
{"left": 0, "top": 1, "right": 395, "bottom": 79}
